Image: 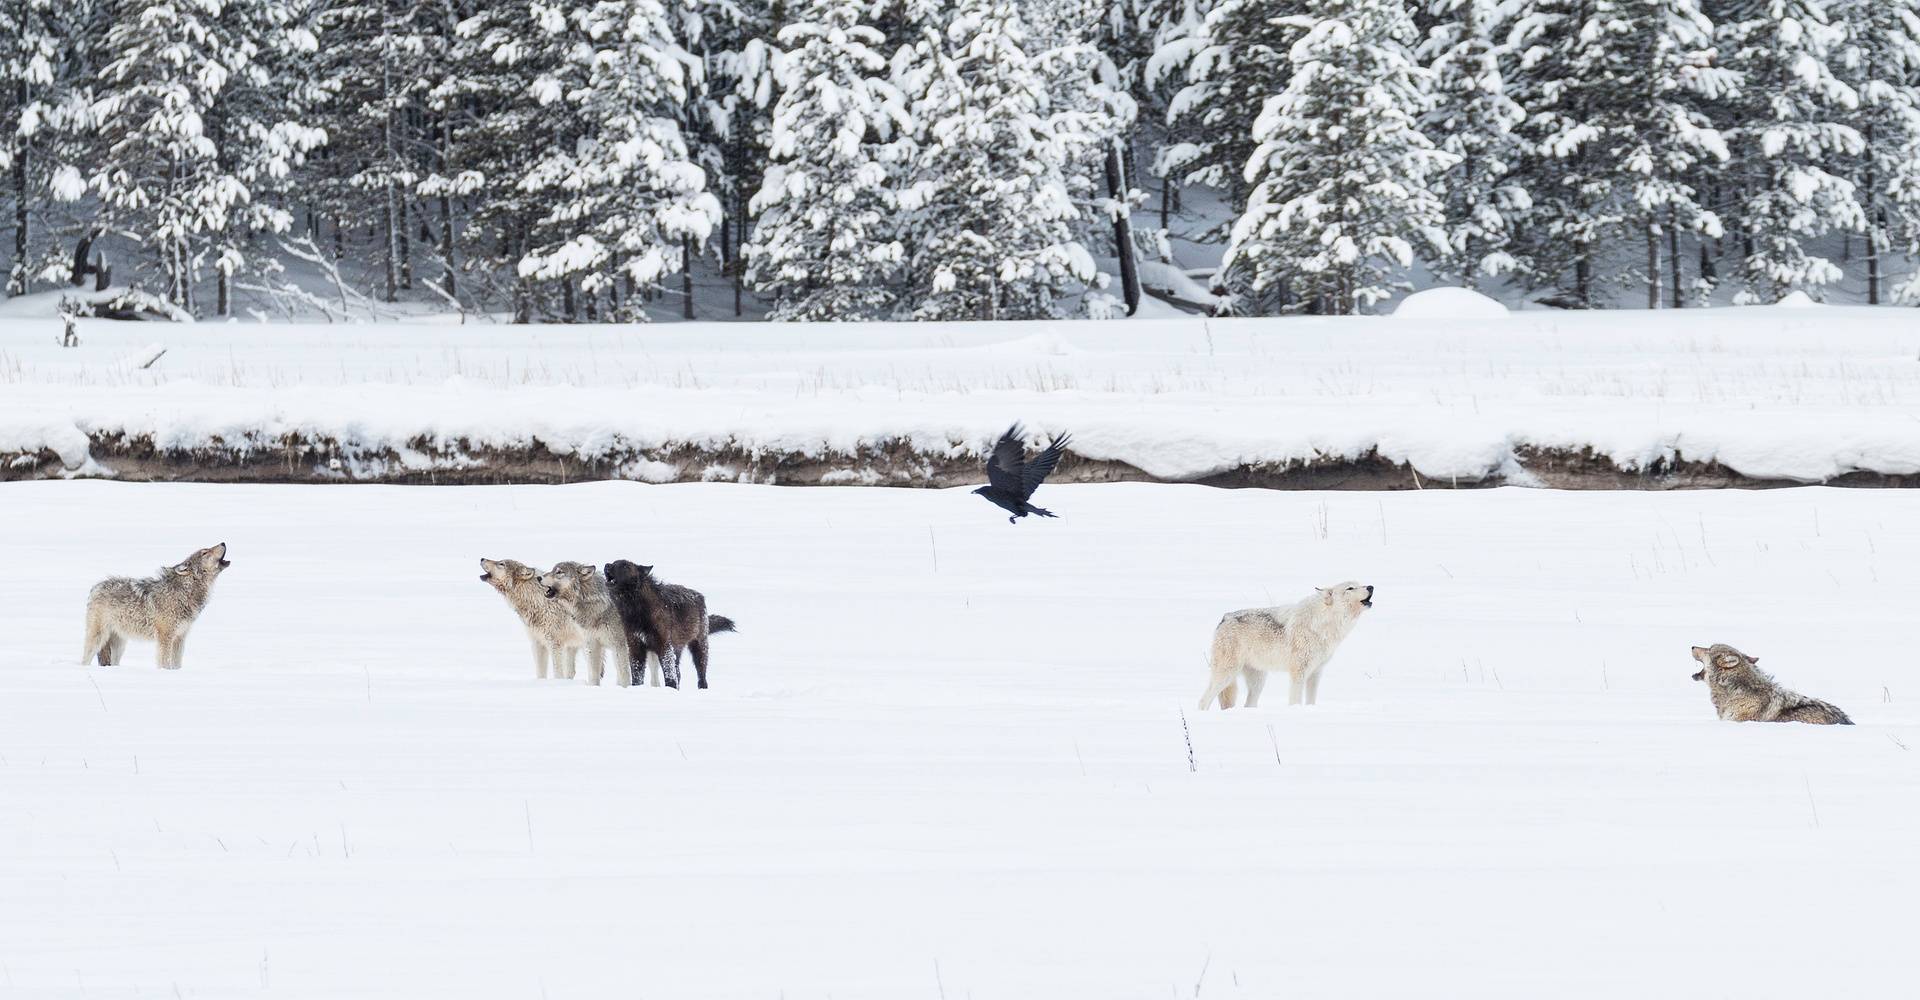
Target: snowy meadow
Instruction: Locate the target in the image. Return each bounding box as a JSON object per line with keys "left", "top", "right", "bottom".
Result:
{"left": 4, "top": 479, "right": 1920, "bottom": 998}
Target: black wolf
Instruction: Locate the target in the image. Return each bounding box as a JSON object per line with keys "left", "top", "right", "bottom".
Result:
{"left": 603, "top": 560, "right": 736, "bottom": 689}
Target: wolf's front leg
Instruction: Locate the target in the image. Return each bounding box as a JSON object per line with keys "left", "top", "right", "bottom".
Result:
{"left": 584, "top": 643, "right": 606, "bottom": 686}
{"left": 532, "top": 641, "right": 550, "bottom": 680}
{"left": 614, "top": 643, "right": 635, "bottom": 687}
{"left": 1287, "top": 671, "right": 1305, "bottom": 706}
{"left": 661, "top": 647, "right": 682, "bottom": 689}
{"left": 1304, "top": 669, "right": 1322, "bottom": 706}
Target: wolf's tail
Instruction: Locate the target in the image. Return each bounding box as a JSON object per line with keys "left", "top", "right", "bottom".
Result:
{"left": 707, "top": 614, "right": 737, "bottom": 635}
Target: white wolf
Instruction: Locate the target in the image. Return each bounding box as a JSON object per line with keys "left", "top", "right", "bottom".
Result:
{"left": 81, "top": 543, "right": 231, "bottom": 669}
{"left": 537, "top": 562, "right": 640, "bottom": 687}
{"left": 479, "top": 558, "right": 587, "bottom": 680}
{"left": 1198, "top": 582, "right": 1374, "bottom": 710}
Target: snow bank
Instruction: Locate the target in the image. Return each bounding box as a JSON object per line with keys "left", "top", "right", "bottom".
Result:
{"left": 1392, "top": 285, "right": 1510, "bottom": 319}
{"left": 4, "top": 307, "right": 1920, "bottom": 485}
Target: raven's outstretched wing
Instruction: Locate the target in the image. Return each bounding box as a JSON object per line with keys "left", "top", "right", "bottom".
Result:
{"left": 1018, "top": 432, "right": 1071, "bottom": 500}
{"left": 985, "top": 424, "right": 1026, "bottom": 494}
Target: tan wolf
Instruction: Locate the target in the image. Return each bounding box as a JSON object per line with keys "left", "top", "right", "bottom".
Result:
{"left": 1199, "top": 582, "right": 1374, "bottom": 710}
{"left": 81, "top": 543, "right": 231, "bottom": 669}
{"left": 537, "top": 561, "right": 641, "bottom": 687}
{"left": 480, "top": 558, "right": 589, "bottom": 680}
{"left": 1689, "top": 644, "right": 1852, "bottom": 725}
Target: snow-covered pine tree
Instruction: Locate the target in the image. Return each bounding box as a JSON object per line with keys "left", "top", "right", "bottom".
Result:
{"left": 1220, "top": 0, "right": 1452, "bottom": 314}
{"left": 1716, "top": 0, "right": 1864, "bottom": 302}
{"left": 1149, "top": 0, "right": 1305, "bottom": 241}
{"left": 86, "top": 0, "right": 328, "bottom": 314}
{"left": 514, "top": 0, "right": 722, "bottom": 322}
{"left": 1828, "top": 0, "right": 1920, "bottom": 303}
{"left": 1118, "top": 0, "right": 1206, "bottom": 229}
{"left": 1030, "top": 0, "right": 1137, "bottom": 315}
{"left": 700, "top": 0, "right": 783, "bottom": 316}
{"left": 1418, "top": 0, "right": 1532, "bottom": 288}
{"left": 744, "top": 0, "right": 909, "bottom": 320}
{"left": 896, "top": 0, "right": 1097, "bottom": 320}
{"left": 309, "top": 0, "right": 435, "bottom": 304}
{"left": 1508, "top": 0, "right": 1734, "bottom": 307}
{"left": 0, "top": 0, "right": 71, "bottom": 296}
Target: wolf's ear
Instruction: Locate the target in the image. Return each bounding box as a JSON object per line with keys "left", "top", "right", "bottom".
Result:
{"left": 1749, "top": 656, "right": 1759, "bottom": 664}
{"left": 1321, "top": 588, "right": 1334, "bottom": 607}
{"left": 640, "top": 565, "right": 654, "bottom": 576}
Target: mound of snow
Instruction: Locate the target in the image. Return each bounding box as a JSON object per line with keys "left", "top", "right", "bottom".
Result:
{"left": 1393, "top": 286, "right": 1510, "bottom": 320}
{"left": 1775, "top": 290, "right": 1821, "bottom": 308}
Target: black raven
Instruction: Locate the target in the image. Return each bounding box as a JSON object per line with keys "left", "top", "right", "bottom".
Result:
{"left": 973, "top": 424, "right": 1072, "bottom": 523}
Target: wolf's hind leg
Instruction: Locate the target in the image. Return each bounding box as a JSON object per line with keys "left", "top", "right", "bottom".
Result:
{"left": 81, "top": 608, "right": 107, "bottom": 665}
{"left": 1198, "top": 670, "right": 1231, "bottom": 710}
{"left": 1243, "top": 668, "right": 1267, "bottom": 708}
{"left": 689, "top": 637, "right": 710, "bottom": 689}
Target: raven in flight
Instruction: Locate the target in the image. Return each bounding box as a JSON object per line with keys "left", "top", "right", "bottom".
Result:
{"left": 973, "top": 424, "right": 1072, "bottom": 523}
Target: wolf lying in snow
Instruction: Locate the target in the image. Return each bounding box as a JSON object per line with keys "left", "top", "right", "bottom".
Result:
{"left": 536, "top": 562, "right": 638, "bottom": 687}
{"left": 1199, "top": 582, "right": 1374, "bottom": 710}
{"left": 480, "top": 558, "right": 591, "bottom": 681}
{"left": 604, "top": 560, "right": 735, "bottom": 689}
{"left": 82, "top": 543, "right": 231, "bottom": 669}
{"left": 1690, "top": 644, "right": 1852, "bottom": 725}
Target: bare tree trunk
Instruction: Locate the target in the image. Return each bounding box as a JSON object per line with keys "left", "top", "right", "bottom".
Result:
{"left": 733, "top": 203, "right": 745, "bottom": 316}
{"left": 681, "top": 237, "right": 694, "bottom": 320}
{"left": 1575, "top": 252, "right": 1592, "bottom": 307}
{"left": 383, "top": 187, "right": 399, "bottom": 302}
{"left": 1105, "top": 142, "right": 1140, "bottom": 316}
{"left": 1668, "top": 208, "right": 1683, "bottom": 308}
{"left": 8, "top": 120, "right": 26, "bottom": 296}
{"left": 1646, "top": 223, "right": 1659, "bottom": 309}
{"left": 218, "top": 269, "right": 230, "bottom": 317}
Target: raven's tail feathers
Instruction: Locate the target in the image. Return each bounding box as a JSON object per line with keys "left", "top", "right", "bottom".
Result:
{"left": 707, "top": 614, "right": 737, "bottom": 635}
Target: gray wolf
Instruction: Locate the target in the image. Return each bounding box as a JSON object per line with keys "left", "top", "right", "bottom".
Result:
{"left": 603, "top": 560, "right": 736, "bottom": 689}
{"left": 1690, "top": 644, "right": 1852, "bottom": 725}
{"left": 480, "top": 558, "right": 587, "bottom": 680}
{"left": 1199, "top": 582, "right": 1374, "bottom": 709}
{"left": 973, "top": 423, "right": 1071, "bottom": 523}
{"left": 81, "top": 543, "right": 231, "bottom": 669}
{"left": 537, "top": 561, "right": 636, "bottom": 687}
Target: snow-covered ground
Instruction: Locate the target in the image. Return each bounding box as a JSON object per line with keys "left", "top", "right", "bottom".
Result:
{"left": 4, "top": 480, "right": 1918, "bottom": 997}
{"left": 6, "top": 303, "right": 1920, "bottom": 483}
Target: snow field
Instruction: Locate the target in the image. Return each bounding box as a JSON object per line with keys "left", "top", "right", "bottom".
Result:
{"left": 3, "top": 480, "right": 1919, "bottom": 997}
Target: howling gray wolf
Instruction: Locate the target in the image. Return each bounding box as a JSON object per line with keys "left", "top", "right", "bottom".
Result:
{"left": 1690, "top": 644, "right": 1852, "bottom": 725}
{"left": 81, "top": 543, "right": 231, "bottom": 669}
{"left": 603, "top": 560, "right": 736, "bottom": 689}
{"left": 1199, "top": 582, "right": 1374, "bottom": 709}
{"left": 537, "top": 561, "right": 637, "bottom": 687}
{"left": 480, "top": 558, "right": 589, "bottom": 680}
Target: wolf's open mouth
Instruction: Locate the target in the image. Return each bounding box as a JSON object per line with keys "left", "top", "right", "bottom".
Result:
{"left": 219, "top": 559, "right": 231, "bottom": 568}
{"left": 544, "top": 587, "right": 558, "bottom": 599}
{"left": 1361, "top": 597, "right": 1373, "bottom": 607}
{"left": 1691, "top": 669, "right": 1705, "bottom": 682}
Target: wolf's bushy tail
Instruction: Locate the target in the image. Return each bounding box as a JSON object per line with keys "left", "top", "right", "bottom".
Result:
{"left": 707, "top": 614, "right": 737, "bottom": 634}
